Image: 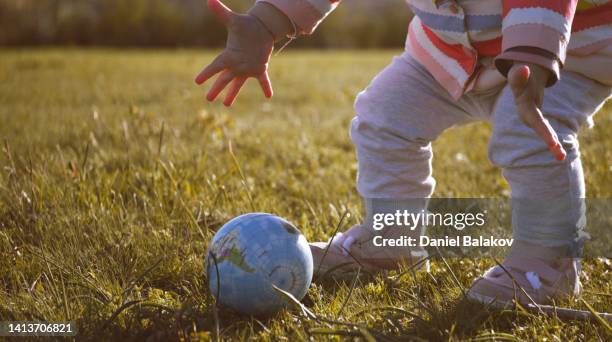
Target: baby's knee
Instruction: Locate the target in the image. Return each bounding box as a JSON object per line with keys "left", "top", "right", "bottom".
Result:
{"left": 352, "top": 91, "right": 432, "bottom": 152}
{"left": 489, "top": 128, "right": 585, "bottom": 199}
{"left": 349, "top": 114, "right": 432, "bottom": 165}
{"left": 488, "top": 119, "right": 580, "bottom": 170}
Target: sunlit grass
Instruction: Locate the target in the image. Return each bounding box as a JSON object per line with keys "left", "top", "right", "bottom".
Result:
{"left": 0, "top": 49, "right": 610, "bottom": 340}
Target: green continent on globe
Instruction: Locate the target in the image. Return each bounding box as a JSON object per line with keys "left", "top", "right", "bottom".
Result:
{"left": 212, "top": 231, "right": 255, "bottom": 273}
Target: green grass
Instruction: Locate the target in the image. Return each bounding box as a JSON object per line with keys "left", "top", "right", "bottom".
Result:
{"left": 0, "top": 49, "right": 610, "bottom": 341}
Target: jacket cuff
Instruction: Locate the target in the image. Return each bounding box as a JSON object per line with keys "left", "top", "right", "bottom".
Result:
{"left": 497, "top": 1, "right": 574, "bottom": 87}
{"left": 257, "top": 0, "right": 328, "bottom": 35}
{"left": 501, "top": 24, "right": 569, "bottom": 63}
{"left": 495, "top": 49, "right": 560, "bottom": 87}
{"left": 249, "top": 2, "right": 296, "bottom": 41}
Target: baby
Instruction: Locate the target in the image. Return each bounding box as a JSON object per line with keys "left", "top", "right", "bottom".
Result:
{"left": 196, "top": 0, "right": 612, "bottom": 306}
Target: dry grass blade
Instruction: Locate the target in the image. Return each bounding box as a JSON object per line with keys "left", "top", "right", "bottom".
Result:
{"left": 227, "top": 139, "right": 255, "bottom": 212}
{"left": 157, "top": 120, "right": 165, "bottom": 157}
{"left": 80, "top": 141, "right": 90, "bottom": 175}
{"left": 315, "top": 210, "right": 350, "bottom": 277}
{"left": 493, "top": 258, "right": 543, "bottom": 313}
{"left": 583, "top": 290, "right": 612, "bottom": 298}
{"left": 479, "top": 282, "right": 612, "bottom": 323}
{"left": 307, "top": 327, "right": 361, "bottom": 337}
{"left": 579, "top": 298, "right": 612, "bottom": 329}
{"left": 336, "top": 266, "right": 360, "bottom": 318}
{"left": 358, "top": 326, "right": 377, "bottom": 342}
{"left": 100, "top": 300, "right": 144, "bottom": 331}
{"left": 387, "top": 256, "right": 431, "bottom": 286}
{"left": 349, "top": 305, "right": 427, "bottom": 323}
{"left": 473, "top": 332, "right": 520, "bottom": 341}
{"left": 208, "top": 252, "right": 222, "bottom": 342}
{"left": 320, "top": 262, "right": 374, "bottom": 282}
{"left": 122, "top": 257, "right": 164, "bottom": 297}
{"left": 436, "top": 247, "right": 465, "bottom": 295}
{"left": 272, "top": 285, "right": 316, "bottom": 319}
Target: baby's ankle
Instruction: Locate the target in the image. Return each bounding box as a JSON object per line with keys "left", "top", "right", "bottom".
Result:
{"left": 508, "top": 240, "right": 576, "bottom": 268}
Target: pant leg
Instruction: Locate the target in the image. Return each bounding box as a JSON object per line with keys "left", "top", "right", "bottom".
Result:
{"left": 351, "top": 51, "right": 493, "bottom": 240}
{"left": 352, "top": 51, "right": 488, "bottom": 201}
{"left": 489, "top": 71, "right": 612, "bottom": 256}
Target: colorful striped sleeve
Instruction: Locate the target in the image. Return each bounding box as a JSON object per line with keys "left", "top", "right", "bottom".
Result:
{"left": 495, "top": 0, "right": 579, "bottom": 85}
{"left": 257, "top": 0, "right": 341, "bottom": 34}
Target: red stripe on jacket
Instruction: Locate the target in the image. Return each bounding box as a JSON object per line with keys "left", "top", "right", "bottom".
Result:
{"left": 472, "top": 38, "right": 503, "bottom": 57}
{"left": 572, "top": 1, "right": 612, "bottom": 31}
{"left": 421, "top": 23, "right": 476, "bottom": 73}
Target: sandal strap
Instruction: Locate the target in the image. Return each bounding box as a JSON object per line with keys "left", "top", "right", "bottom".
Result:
{"left": 481, "top": 267, "right": 556, "bottom": 295}
{"left": 504, "top": 257, "right": 563, "bottom": 284}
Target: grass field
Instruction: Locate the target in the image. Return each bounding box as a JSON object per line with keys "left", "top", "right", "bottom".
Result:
{"left": 0, "top": 49, "right": 610, "bottom": 341}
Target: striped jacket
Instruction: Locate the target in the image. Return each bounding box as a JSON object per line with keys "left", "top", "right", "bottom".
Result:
{"left": 258, "top": 0, "right": 612, "bottom": 98}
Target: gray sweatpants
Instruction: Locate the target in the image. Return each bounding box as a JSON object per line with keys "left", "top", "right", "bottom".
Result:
{"left": 352, "top": 51, "right": 611, "bottom": 253}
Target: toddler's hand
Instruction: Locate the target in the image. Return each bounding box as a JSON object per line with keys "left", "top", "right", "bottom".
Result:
{"left": 508, "top": 63, "right": 567, "bottom": 161}
{"left": 195, "top": 0, "right": 276, "bottom": 106}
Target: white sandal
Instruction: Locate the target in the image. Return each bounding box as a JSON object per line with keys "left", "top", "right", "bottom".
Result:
{"left": 467, "top": 256, "right": 581, "bottom": 306}
{"left": 310, "top": 224, "right": 428, "bottom": 280}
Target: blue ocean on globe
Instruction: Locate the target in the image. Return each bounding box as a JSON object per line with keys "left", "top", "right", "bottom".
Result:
{"left": 206, "top": 213, "right": 313, "bottom": 316}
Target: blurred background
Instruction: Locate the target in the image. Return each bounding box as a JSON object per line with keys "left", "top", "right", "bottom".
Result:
{"left": 0, "top": 0, "right": 412, "bottom": 48}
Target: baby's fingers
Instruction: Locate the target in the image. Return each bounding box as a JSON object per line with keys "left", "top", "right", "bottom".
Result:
{"left": 207, "top": 70, "right": 235, "bottom": 102}
{"left": 195, "top": 54, "right": 227, "bottom": 85}
{"left": 538, "top": 118, "right": 566, "bottom": 161}
{"left": 224, "top": 77, "right": 247, "bottom": 107}
{"left": 523, "top": 107, "right": 566, "bottom": 161}
{"left": 258, "top": 72, "right": 273, "bottom": 98}
{"left": 207, "top": 0, "right": 234, "bottom": 25}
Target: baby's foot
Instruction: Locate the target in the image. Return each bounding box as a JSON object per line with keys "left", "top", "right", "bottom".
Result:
{"left": 467, "top": 256, "right": 581, "bottom": 306}
{"left": 310, "top": 224, "right": 428, "bottom": 280}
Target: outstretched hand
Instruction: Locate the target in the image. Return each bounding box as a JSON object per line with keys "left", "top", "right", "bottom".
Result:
{"left": 195, "top": 0, "right": 275, "bottom": 106}
{"left": 508, "top": 64, "right": 566, "bottom": 161}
